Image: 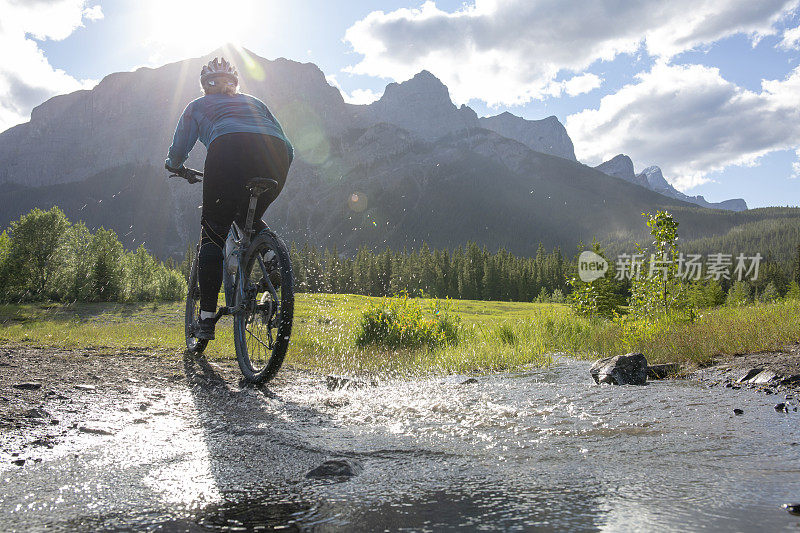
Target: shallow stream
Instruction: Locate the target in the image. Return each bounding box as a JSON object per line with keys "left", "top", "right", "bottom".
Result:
{"left": 2, "top": 357, "right": 799, "bottom": 531}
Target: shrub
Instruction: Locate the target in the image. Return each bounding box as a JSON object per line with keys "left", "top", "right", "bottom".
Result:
{"left": 568, "top": 243, "right": 624, "bottom": 319}
{"left": 53, "top": 222, "right": 93, "bottom": 301}
{"left": 156, "top": 265, "right": 187, "bottom": 301}
{"left": 759, "top": 282, "right": 780, "bottom": 303}
{"left": 687, "top": 279, "right": 725, "bottom": 309}
{"left": 356, "top": 292, "right": 460, "bottom": 350}
{"left": 727, "top": 281, "right": 751, "bottom": 306}
{"left": 89, "top": 229, "right": 125, "bottom": 301}
{"left": 0, "top": 230, "right": 12, "bottom": 300}
{"left": 787, "top": 281, "right": 800, "bottom": 300}
{"left": 629, "top": 211, "right": 687, "bottom": 319}
{"left": 550, "top": 288, "right": 566, "bottom": 304}
{"left": 2, "top": 206, "right": 70, "bottom": 300}
{"left": 496, "top": 323, "right": 517, "bottom": 345}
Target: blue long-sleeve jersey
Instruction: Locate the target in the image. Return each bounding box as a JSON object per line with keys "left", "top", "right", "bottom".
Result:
{"left": 165, "top": 93, "right": 294, "bottom": 169}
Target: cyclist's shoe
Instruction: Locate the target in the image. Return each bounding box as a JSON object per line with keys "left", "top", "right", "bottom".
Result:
{"left": 196, "top": 317, "right": 216, "bottom": 340}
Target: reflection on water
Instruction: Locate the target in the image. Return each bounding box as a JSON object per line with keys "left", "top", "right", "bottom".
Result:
{"left": 2, "top": 359, "right": 799, "bottom": 532}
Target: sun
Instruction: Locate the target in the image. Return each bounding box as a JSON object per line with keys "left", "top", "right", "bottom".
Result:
{"left": 143, "top": 0, "right": 261, "bottom": 58}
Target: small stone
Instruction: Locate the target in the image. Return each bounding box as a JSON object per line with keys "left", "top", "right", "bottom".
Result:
{"left": 23, "top": 408, "right": 49, "bottom": 419}
{"left": 11, "top": 459, "right": 25, "bottom": 466}
{"left": 763, "top": 388, "right": 774, "bottom": 395}
{"left": 132, "top": 418, "right": 147, "bottom": 424}
{"left": 125, "top": 377, "right": 140, "bottom": 384}
{"left": 326, "top": 375, "right": 364, "bottom": 391}
{"left": 733, "top": 408, "right": 744, "bottom": 415}
{"left": 13, "top": 382, "right": 42, "bottom": 390}
{"left": 74, "top": 384, "right": 96, "bottom": 392}
{"left": 751, "top": 370, "right": 780, "bottom": 385}
{"left": 460, "top": 378, "right": 479, "bottom": 385}
{"left": 306, "top": 459, "right": 363, "bottom": 479}
{"left": 780, "top": 375, "right": 800, "bottom": 386}
{"left": 775, "top": 403, "right": 789, "bottom": 413}
{"left": 736, "top": 368, "right": 762, "bottom": 384}
{"left": 30, "top": 438, "right": 55, "bottom": 449}
{"left": 78, "top": 425, "right": 114, "bottom": 436}
{"left": 783, "top": 503, "right": 800, "bottom": 516}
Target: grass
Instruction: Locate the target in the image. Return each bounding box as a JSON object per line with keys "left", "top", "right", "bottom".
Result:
{"left": 1, "top": 294, "right": 799, "bottom": 377}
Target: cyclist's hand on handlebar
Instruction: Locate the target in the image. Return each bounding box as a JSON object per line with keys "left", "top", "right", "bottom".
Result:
{"left": 165, "top": 162, "right": 203, "bottom": 184}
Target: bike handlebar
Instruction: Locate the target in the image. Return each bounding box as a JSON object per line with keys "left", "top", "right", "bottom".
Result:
{"left": 166, "top": 164, "right": 203, "bottom": 184}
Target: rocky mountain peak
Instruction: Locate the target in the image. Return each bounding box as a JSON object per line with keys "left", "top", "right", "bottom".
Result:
{"left": 594, "top": 154, "right": 635, "bottom": 181}
{"left": 364, "top": 70, "right": 478, "bottom": 141}
{"left": 640, "top": 166, "right": 671, "bottom": 192}
{"left": 478, "top": 112, "right": 576, "bottom": 161}
{"left": 594, "top": 159, "right": 747, "bottom": 211}
{"left": 380, "top": 70, "right": 451, "bottom": 105}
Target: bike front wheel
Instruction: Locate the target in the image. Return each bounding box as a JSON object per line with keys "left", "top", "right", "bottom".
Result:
{"left": 232, "top": 230, "right": 294, "bottom": 383}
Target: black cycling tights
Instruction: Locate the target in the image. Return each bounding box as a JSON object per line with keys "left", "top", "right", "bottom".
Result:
{"left": 198, "top": 132, "right": 290, "bottom": 312}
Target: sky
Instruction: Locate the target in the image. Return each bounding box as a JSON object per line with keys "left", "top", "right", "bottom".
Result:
{"left": 2, "top": 0, "right": 799, "bottom": 208}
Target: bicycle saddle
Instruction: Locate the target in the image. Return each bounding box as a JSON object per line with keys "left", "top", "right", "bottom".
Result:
{"left": 246, "top": 178, "right": 278, "bottom": 195}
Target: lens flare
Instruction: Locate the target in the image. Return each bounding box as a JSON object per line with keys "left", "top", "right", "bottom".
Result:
{"left": 349, "top": 192, "right": 367, "bottom": 212}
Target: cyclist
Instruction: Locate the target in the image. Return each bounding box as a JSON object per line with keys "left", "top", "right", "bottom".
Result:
{"left": 165, "top": 57, "right": 293, "bottom": 341}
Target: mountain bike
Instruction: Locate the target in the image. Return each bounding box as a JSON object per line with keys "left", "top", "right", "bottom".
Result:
{"left": 169, "top": 166, "right": 294, "bottom": 384}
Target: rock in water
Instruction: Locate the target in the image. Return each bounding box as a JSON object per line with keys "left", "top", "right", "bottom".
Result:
{"left": 13, "top": 382, "right": 42, "bottom": 390}
{"left": 305, "top": 459, "right": 363, "bottom": 479}
{"left": 590, "top": 353, "right": 648, "bottom": 386}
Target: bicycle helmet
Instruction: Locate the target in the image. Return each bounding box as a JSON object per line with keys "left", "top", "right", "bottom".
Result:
{"left": 200, "top": 57, "right": 238, "bottom": 87}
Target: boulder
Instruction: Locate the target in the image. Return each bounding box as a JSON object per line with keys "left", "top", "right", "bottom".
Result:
{"left": 590, "top": 353, "right": 648, "bottom": 386}
{"left": 305, "top": 459, "right": 363, "bottom": 479}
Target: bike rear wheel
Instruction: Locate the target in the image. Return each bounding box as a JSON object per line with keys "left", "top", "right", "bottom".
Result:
{"left": 233, "top": 230, "right": 294, "bottom": 383}
{"left": 184, "top": 250, "right": 209, "bottom": 354}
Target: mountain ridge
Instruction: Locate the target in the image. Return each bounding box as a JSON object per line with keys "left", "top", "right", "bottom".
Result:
{"left": 0, "top": 47, "right": 761, "bottom": 258}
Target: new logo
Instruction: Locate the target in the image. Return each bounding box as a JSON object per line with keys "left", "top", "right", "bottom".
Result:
{"left": 578, "top": 251, "right": 608, "bottom": 282}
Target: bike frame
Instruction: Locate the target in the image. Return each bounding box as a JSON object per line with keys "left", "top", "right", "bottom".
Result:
{"left": 215, "top": 189, "right": 279, "bottom": 323}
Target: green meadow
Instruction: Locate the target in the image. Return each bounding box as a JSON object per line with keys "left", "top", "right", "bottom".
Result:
{"left": 1, "top": 294, "right": 798, "bottom": 376}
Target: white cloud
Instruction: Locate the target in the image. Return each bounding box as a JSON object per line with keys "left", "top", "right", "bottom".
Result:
{"left": 780, "top": 24, "right": 800, "bottom": 48}
{"left": 345, "top": 88, "right": 382, "bottom": 105}
{"left": 566, "top": 62, "right": 800, "bottom": 190}
{"left": 325, "top": 74, "right": 382, "bottom": 105}
{"left": 545, "top": 73, "right": 603, "bottom": 98}
{"left": 344, "top": 0, "right": 797, "bottom": 106}
{"left": 82, "top": 5, "right": 103, "bottom": 21}
{"left": 0, "top": 1, "right": 100, "bottom": 133}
